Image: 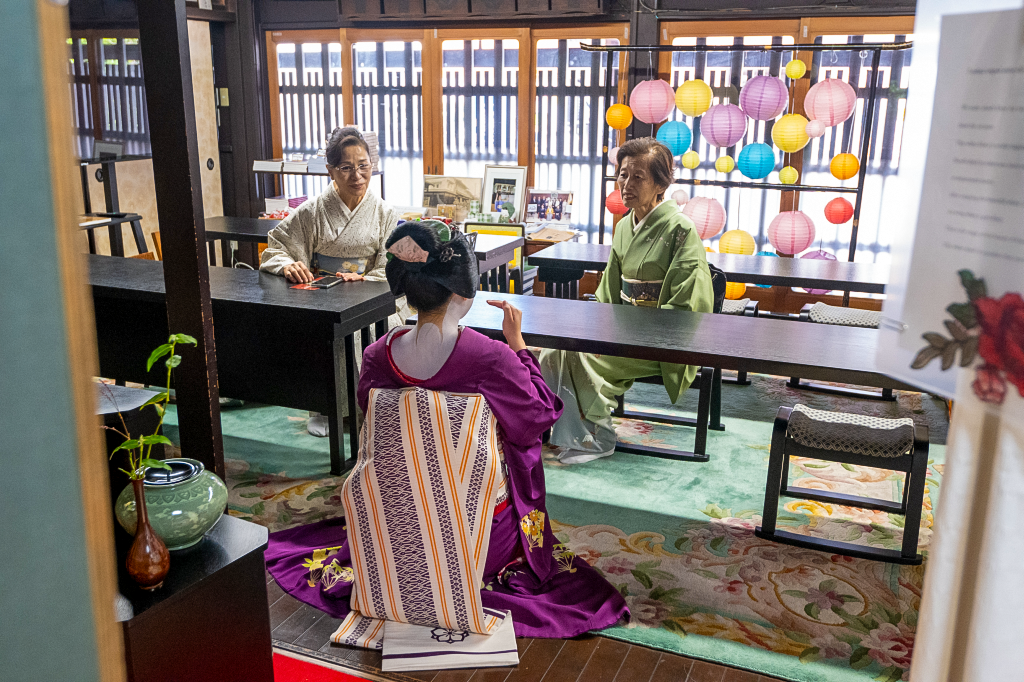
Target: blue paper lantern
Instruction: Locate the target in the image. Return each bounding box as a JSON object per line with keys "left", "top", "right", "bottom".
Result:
{"left": 755, "top": 250, "right": 779, "bottom": 288}
{"left": 736, "top": 143, "right": 776, "bottom": 180}
{"left": 656, "top": 121, "right": 693, "bottom": 156}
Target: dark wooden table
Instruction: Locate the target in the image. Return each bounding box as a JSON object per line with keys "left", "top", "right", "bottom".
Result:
{"left": 529, "top": 241, "right": 890, "bottom": 297}
{"left": 80, "top": 213, "right": 147, "bottom": 257}
{"left": 204, "top": 215, "right": 280, "bottom": 267}
{"left": 89, "top": 254, "right": 395, "bottom": 474}
{"left": 118, "top": 514, "right": 273, "bottom": 682}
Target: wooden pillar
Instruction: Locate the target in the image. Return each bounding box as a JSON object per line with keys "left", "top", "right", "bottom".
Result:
{"left": 137, "top": 0, "right": 224, "bottom": 478}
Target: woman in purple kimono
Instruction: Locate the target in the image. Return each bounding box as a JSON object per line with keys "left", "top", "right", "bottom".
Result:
{"left": 266, "top": 221, "right": 628, "bottom": 639}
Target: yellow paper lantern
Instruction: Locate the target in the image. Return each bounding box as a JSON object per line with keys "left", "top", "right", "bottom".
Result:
{"left": 681, "top": 150, "right": 701, "bottom": 169}
{"left": 606, "top": 103, "right": 633, "bottom": 130}
{"left": 715, "top": 156, "right": 735, "bottom": 173}
{"left": 779, "top": 166, "right": 799, "bottom": 184}
{"left": 675, "top": 79, "right": 713, "bottom": 117}
{"left": 772, "top": 113, "right": 810, "bottom": 153}
{"left": 705, "top": 247, "right": 717, "bottom": 253}
{"left": 718, "top": 229, "right": 756, "bottom": 255}
{"left": 785, "top": 59, "right": 807, "bottom": 79}
{"left": 725, "top": 282, "right": 747, "bottom": 300}
{"left": 831, "top": 153, "right": 860, "bottom": 180}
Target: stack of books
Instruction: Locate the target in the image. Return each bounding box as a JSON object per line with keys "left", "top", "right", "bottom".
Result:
{"left": 282, "top": 153, "right": 308, "bottom": 173}
{"left": 265, "top": 195, "right": 307, "bottom": 213}
{"left": 252, "top": 158, "right": 284, "bottom": 172}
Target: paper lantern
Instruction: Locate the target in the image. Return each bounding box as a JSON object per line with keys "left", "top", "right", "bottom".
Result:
{"left": 701, "top": 104, "right": 747, "bottom": 148}
{"left": 705, "top": 247, "right": 716, "bottom": 253}
{"left": 768, "top": 211, "right": 816, "bottom": 255}
{"left": 754, "top": 250, "right": 778, "bottom": 288}
{"left": 675, "top": 79, "right": 713, "bottom": 117}
{"left": 608, "top": 146, "right": 620, "bottom": 165}
{"left": 824, "top": 197, "right": 854, "bottom": 224}
{"left": 785, "top": 59, "right": 807, "bottom": 80}
{"left": 725, "top": 282, "right": 747, "bottom": 300}
{"left": 681, "top": 150, "right": 701, "bottom": 169}
{"left": 804, "top": 79, "right": 857, "bottom": 127}
{"left": 739, "top": 75, "right": 789, "bottom": 121}
{"left": 779, "top": 166, "right": 799, "bottom": 184}
{"left": 672, "top": 188, "right": 690, "bottom": 206}
{"left": 771, "top": 113, "right": 810, "bottom": 153}
{"left": 736, "top": 142, "right": 776, "bottom": 179}
{"left": 682, "top": 197, "right": 727, "bottom": 240}
{"left": 656, "top": 121, "right": 692, "bottom": 156}
{"left": 606, "top": 103, "right": 633, "bottom": 130}
{"left": 719, "top": 229, "right": 756, "bottom": 255}
{"left": 831, "top": 153, "right": 860, "bottom": 180}
{"left": 631, "top": 79, "right": 675, "bottom": 125}
{"left": 805, "top": 120, "right": 826, "bottom": 138}
{"left": 715, "top": 156, "right": 735, "bottom": 173}
{"left": 606, "top": 189, "right": 627, "bottom": 215}
{"left": 801, "top": 249, "right": 838, "bottom": 294}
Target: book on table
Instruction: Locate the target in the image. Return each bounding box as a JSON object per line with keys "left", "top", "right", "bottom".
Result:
{"left": 252, "top": 158, "right": 284, "bottom": 172}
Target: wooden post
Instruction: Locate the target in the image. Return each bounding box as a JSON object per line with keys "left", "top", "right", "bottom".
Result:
{"left": 137, "top": 0, "right": 224, "bottom": 478}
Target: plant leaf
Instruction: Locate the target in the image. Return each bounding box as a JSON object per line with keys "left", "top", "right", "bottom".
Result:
{"left": 782, "top": 590, "right": 807, "bottom": 598}
{"left": 850, "top": 647, "right": 872, "bottom": 670}
{"left": 172, "top": 333, "right": 198, "bottom": 345}
{"left": 153, "top": 404, "right": 165, "bottom": 417}
{"left": 141, "top": 392, "right": 170, "bottom": 408}
{"left": 804, "top": 602, "right": 821, "bottom": 620}
{"left": 694, "top": 569, "right": 720, "bottom": 580}
{"left": 923, "top": 332, "right": 949, "bottom": 348}
{"left": 166, "top": 354, "right": 182, "bottom": 369}
{"left": 946, "top": 302, "right": 978, "bottom": 329}
{"left": 140, "top": 458, "right": 171, "bottom": 470}
{"left": 819, "top": 578, "right": 838, "bottom": 592}
{"left": 841, "top": 463, "right": 857, "bottom": 472}
{"left": 139, "top": 434, "right": 172, "bottom": 446}
{"left": 958, "top": 269, "right": 987, "bottom": 301}
{"left": 146, "top": 344, "right": 173, "bottom": 371}
{"left": 941, "top": 342, "right": 959, "bottom": 370}
{"left": 960, "top": 336, "right": 979, "bottom": 367}
{"left": 631, "top": 570, "right": 653, "bottom": 589}
{"left": 911, "top": 345, "right": 943, "bottom": 369}
{"left": 944, "top": 319, "right": 969, "bottom": 341}
{"left": 112, "top": 439, "right": 140, "bottom": 454}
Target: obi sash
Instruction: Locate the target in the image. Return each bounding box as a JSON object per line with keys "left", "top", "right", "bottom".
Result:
{"left": 333, "top": 387, "right": 506, "bottom": 650}
{"left": 620, "top": 276, "right": 663, "bottom": 307}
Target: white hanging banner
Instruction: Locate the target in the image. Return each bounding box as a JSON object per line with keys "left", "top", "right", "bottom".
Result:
{"left": 877, "top": 7, "right": 1024, "bottom": 401}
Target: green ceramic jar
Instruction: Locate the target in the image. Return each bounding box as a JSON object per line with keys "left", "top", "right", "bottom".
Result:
{"left": 115, "top": 458, "right": 228, "bottom": 550}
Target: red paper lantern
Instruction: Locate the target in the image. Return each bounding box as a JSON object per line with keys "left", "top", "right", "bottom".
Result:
{"left": 824, "top": 197, "right": 854, "bottom": 224}
{"left": 606, "top": 189, "right": 627, "bottom": 215}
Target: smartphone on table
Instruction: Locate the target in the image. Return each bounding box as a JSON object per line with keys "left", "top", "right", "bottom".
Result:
{"left": 310, "top": 276, "right": 342, "bottom": 289}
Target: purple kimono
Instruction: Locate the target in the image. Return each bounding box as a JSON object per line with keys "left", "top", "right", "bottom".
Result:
{"left": 266, "top": 327, "right": 629, "bottom": 638}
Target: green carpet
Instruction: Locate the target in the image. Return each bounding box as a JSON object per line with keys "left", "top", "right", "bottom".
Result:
{"left": 163, "top": 374, "right": 947, "bottom": 682}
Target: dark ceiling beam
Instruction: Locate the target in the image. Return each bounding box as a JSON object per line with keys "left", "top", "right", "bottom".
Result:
{"left": 137, "top": 0, "right": 225, "bottom": 478}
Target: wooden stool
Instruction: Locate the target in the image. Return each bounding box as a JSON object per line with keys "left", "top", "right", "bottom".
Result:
{"left": 755, "top": 404, "right": 929, "bottom": 565}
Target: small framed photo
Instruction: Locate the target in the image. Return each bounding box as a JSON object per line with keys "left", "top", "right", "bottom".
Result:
{"left": 525, "top": 189, "right": 574, "bottom": 223}
{"left": 423, "top": 176, "right": 484, "bottom": 222}
{"left": 482, "top": 165, "right": 528, "bottom": 222}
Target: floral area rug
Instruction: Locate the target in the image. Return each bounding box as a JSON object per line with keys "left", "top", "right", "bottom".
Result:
{"left": 163, "top": 375, "right": 947, "bottom": 682}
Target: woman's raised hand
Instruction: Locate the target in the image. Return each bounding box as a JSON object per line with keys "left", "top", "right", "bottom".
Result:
{"left": 283, "top": 261, "right": 315, "bottom": 283}
{"left": 486, "top": 299, "right": 526, "bottom": 352}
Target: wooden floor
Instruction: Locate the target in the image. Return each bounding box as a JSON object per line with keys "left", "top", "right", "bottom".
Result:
{"left": 267, "top": 573, "right": 786, "bottom": 682}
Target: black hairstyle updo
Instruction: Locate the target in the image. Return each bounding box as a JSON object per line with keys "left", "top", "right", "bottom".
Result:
{"left": 325, "top": 126, "right": 370, "bottom": 167}
{"left": 385, "top": 221, "right": 479, "bottom": 314}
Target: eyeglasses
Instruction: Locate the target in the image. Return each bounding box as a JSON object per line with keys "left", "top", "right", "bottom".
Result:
{"left": 333, "top": 163, "right": 372, "bottom": 176}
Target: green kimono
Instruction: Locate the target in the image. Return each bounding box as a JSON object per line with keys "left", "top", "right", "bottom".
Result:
{"left": 540, "top": 200, "right": 714, "bottom": 452}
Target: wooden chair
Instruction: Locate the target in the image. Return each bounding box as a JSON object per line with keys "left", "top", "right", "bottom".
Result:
{"left": 151, "top": 231, "right": 162, "bottom": 260}
{"left": 130, "top": 251, "right": 156, "bottom": 261}
{"left": 755, "top": 405, "right": 928, "bottom": 565}
{"left": 465, "top": 222, "right": 529, "bottom": 294}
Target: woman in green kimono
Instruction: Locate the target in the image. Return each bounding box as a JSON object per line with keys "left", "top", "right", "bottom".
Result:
{"left": 540, "top": 137, "right": 715, "bottom": 464}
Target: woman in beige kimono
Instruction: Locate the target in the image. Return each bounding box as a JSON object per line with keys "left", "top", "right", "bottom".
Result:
{"left": 260, "top": 126, "right": 404, "bottom": 435}
{"left": 540, "top": 137, "right": 715, "bottom": 464}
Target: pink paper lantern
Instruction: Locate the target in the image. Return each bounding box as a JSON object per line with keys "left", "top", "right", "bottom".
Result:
{"left": 805, "top": 119, "right": 826, "bottom": 138}
{"left": 630, "top": 79, "right": 675, "bottom": 124}
{"left": 768, "top": 211, "right": 816, "bottom": 255}
{"left": 682, "top": 196, "right": 727, "bottom": 240}
{"left": 608, "top": 146, "right": 620, "bottom": 165}
{"left": 739, "top": 75, "right": 789, "bottom": 121}
{"left": 700, "top": 104, "right": 748, "bottom": 148}
{"left": 804, "top": 79, "right": 857, "bottom": 127}
{"left": 800, "top": 249, "right": 838, "bottom": 294}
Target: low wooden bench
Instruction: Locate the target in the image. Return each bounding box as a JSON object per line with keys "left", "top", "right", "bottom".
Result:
{"left": 460, "top": 293, "right": 921, "bottom": 464}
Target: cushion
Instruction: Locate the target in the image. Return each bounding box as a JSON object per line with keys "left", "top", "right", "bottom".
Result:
{"left": 788, "top": 404, "right": 915, "bottom": 458}
{"left": 807, "top": 302, "right": 881, "bottom": 328}
{"left": 721, "top": 298, "right": 751, "bottom": 315}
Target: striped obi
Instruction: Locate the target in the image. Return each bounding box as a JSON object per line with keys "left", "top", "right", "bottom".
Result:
{"left": 619, "top": 277, "right": 663, "bottom": 307}
{"left": 332, "top": 386, "right": 507, "bottom": 650}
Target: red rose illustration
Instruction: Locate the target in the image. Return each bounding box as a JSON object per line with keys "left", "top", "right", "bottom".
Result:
{"left": 972, "top": 365, "right": 1007, "bottom": 405}
{"left": 974, "top": 293, "right": 1024, "bottom": 396}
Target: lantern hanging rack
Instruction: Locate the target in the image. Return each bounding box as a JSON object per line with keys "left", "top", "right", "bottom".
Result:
{"left": 592, "top": 40, "right": 910, "bottom": 305}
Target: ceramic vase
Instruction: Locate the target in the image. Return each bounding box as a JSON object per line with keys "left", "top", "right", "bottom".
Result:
{"left": 115, "top": 458, "right": 228, "bottom": 551}
{"left": 126, "top": 478, "right": 170, "bottom": 590}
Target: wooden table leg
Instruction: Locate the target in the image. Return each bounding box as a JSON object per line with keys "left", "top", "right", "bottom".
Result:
{"left": 130, "top": 219, "right": 148, "bottom": 254}
{"left": 375, "top": 319, "right": 388, "bottom": 338}
{"left": 328, "top": 333, "right": 345, "bottom": 476}
{"left": 498, "top": 264, "right": 509, "bottom": 293}
{"left": 107, "top": 223, "right": 125, "bottom": 257}
{"left": 361, "top": 326, "right": 372, "bottom": 353}
{"left": 87, "top": 228, "right": 97, "bottom": 254}
{"left": 344, "top": 333, "right": 359, "bottom": 468}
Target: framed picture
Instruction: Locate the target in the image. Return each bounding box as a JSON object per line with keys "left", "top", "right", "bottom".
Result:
{"left": 525, "top": 189, "right": 574, "bottom": 223}
{"left": 422, "top": 176, "right": 484, "bottom": 222}
{"left": 482, "top": 165, "right": 528, "bottom": 222}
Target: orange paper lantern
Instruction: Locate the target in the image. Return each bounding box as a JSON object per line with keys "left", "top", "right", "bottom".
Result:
{"left": 606, "top": 104, "right": 633, "bottom": 130}
{"left": 725, "top": 282, "right": 747, "bottom": 300}
{"left": 831, "top": 153, "right": 860, "bottom": 180}
{"left": 824, "top": 197, "right": 854, "bottom": 224}
{"left": 606, "top": 189, "right": 627, "bottom": 215}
